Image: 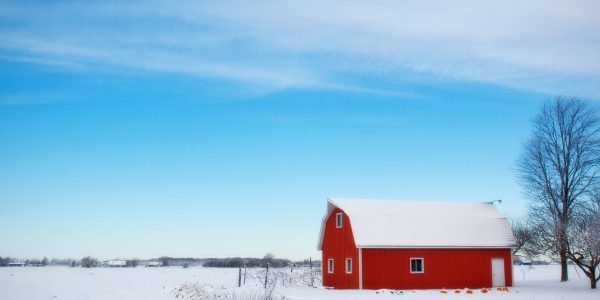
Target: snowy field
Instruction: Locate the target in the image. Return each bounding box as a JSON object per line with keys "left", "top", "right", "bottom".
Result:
{"left": 0, "top": 265, "right": 598, "bottom": 300}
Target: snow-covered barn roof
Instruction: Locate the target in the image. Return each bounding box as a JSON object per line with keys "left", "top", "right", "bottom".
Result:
{"left": 317, "top": 198, "right": 516, "bottom": 250}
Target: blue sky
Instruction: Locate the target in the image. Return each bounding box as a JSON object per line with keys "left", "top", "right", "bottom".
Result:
{"left": 1, "top": 0, "right": 599, "bottom": 260}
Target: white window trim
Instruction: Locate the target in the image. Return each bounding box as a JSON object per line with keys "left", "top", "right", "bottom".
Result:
{"left": 336, "top": 213, "right": 343, "bottom": 228}
{"left": 358, "top": 248, "right": 363, "bottom": 289}
{"left": 410, "top": 257, "right": 424, "bottom": 274}
{"left": 328, "top": 259, "right": 334, "bottom": 273}
{"left": 345, "top": 258, "right": 352, "bottom": 274}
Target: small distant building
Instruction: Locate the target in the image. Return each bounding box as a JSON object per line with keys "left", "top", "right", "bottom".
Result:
{"left": 8, "top": 262, "right": 26, "bottom": 267}
{"left": 146, "top": 261, "right": 163, "bottom": 267}
{"left": 108, "top": 260, "right": 127, "bottom": 267}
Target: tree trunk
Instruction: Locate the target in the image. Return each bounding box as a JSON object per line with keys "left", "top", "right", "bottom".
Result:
{"left": 560, "top": 199, "right": 570, "bottom": 282}
{"left": 591, "top": 267, "right": 597, "bottom": 289}
{"left": 559, "top": 243, "right": 569, "bottom": 281}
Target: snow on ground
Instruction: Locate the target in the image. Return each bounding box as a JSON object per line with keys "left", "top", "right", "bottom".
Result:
{"left": 0, "top": 265, "right": 598, "bottom": 300}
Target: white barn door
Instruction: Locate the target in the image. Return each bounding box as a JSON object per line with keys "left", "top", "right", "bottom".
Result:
{"left": 491, "top": 258, "right": 505, "bottom": 287}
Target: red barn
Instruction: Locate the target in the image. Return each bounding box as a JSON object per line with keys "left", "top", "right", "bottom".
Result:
{"left": 318, "top": 198, "right": 516, "bottom": 290}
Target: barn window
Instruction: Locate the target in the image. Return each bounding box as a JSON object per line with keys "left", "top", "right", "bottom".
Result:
{"left": 345, "top": 258, "right": 352, "bottom": 274}
{"left": 410, "top": 258, "right": 424, "bottom": 273}
{"left": 328, "top": 259, "right": 334, "bottom": 273}
{"left": 336, "top": 213, "right": 343, "bottom": 228}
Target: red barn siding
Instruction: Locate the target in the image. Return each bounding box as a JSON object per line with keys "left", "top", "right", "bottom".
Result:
{"left": 362, "top": 248, "right": 512, "bottom": 289}
{"left": 321, "top": 208, "right": 359, "bottom": 289}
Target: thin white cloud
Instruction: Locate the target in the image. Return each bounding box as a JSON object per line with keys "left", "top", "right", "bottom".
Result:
{"left": 1, "top": 0, "right": 599, "bottom": 97}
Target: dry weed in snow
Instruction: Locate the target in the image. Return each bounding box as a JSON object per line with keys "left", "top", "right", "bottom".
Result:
{"left": 170, "top": 282, "right": 287, "bottom": 300}
{"left": 246, "top": 267, "right": 322, "bottom": 288}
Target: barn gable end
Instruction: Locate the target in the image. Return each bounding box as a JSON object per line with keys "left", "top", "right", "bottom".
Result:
{"left": 321, "top": 208, "right": 359, "bottom": 289}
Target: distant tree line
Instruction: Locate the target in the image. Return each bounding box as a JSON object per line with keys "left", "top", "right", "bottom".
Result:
{"left": 24, "top": 257, "right": 48, "bottom": 266}
{"left": 0, "top": 256, "right": 49, "bottom": 266}
{"left": 296, "top": 258, "right": 321, "bottom": 268}
{"left": 204, "top": 253, "right": 291, "bottom": 268}
{"left": 1, "top": 255, "right": 317, "bottom": 270}
{"left": 50, "top": 258, "right": 78, "bottom": 266}
{"left": 155, "top": 256, "right": 206, "bottom": 267}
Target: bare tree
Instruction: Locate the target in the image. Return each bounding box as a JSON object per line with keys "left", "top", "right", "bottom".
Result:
{"left": 0, "top": 256, "right": 10, "bottom": 266}
{"left": 159, "top": 256, "right": 170, "bottom": 267}
{"left": 126, "top": 259, "right": 139, "bottom": 267}
{"left": 81, "top": 256, "right": 97, "bottom": 268}
{"left": 566, "top": 197, "right": 600, "bottom": 288}
{"left": 510, "top": 218, "right": 540, "bottom": 261}
{"left": 264, "top": 253, "right": 276, "bottom": 261}
{"left": 517, "top": 96, "right": 600, "bottom": 281}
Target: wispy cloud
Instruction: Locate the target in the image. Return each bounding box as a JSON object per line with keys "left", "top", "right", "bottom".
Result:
{"left": 1, "top": 0, "right": 599, "bottom": 97}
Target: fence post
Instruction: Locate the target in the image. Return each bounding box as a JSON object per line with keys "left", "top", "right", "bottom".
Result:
{"left": 238, "top": 267, "right": 242, "bottom": 287}
{"left": 243, "top": 266, "right": 246, "bottom": 285}
{"left": 264, "top": 263, "right": 269, "bottom": 289}
{"left": 310, "top": 257, "right": 314, "bottom": 287}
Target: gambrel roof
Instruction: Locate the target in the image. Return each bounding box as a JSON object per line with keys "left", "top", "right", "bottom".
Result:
{"left": 317, "top": 198, "right": 516, "bottom": 250}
